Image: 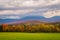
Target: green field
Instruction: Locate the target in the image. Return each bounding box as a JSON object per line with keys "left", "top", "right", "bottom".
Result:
{"left": 0, "top": 32, "right": 60, "bottom": 40}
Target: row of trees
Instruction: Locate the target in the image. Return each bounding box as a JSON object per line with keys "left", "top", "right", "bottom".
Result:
{"left": 0, "top": 23, "right": 60, "bottom": 32}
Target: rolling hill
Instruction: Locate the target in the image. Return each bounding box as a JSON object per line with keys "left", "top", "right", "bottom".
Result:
{"left": 0, "top": 16, "right": 60, "bottom": 24}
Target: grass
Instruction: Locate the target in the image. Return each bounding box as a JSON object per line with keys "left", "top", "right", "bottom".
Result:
{"left": 0, "top": 32, "right": 60, "bottom": 40}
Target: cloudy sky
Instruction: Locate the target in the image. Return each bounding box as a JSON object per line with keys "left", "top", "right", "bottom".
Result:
{"left": 0, "top": 0, "right": 60, "bottom": 19}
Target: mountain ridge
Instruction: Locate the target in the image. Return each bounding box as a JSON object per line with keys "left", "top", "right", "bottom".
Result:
{"left": 0, "top": 16, "right": 60, "bottom": 24}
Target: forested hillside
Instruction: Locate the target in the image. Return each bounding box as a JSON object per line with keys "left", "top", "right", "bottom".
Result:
{"left": 0, "top": 21, "right": 60, "bottom": 33}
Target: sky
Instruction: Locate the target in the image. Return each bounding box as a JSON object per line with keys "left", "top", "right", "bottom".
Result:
{"left": 0, "top": 0, "right": 60, "bottom": 19}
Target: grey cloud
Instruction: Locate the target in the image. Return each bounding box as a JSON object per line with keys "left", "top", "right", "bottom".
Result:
{"left": 0, "top": 0, "right": 60, "bottom": 19}
{"left": 24, "top": 4, "right": 60, "bottom": 16}
{"left": 32, "top": 4, "right": 60, "bottom": 14}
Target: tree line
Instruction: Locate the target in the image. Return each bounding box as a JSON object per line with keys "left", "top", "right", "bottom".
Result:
{"left": 0, "top": 23, "right": 60, "bottom": 32}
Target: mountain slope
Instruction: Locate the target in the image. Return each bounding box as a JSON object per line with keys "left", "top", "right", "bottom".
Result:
{"left": 0, "top": 16, "right": 60, "bottom": 24}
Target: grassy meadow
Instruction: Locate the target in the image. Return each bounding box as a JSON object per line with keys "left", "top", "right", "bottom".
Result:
{"left": 0, "top": 32, "right": 60, "bottom": 40}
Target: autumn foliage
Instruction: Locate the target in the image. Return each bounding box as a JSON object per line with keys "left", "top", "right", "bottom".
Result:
{"left": 0, "top": 22, "right": 60, "bottom": 32}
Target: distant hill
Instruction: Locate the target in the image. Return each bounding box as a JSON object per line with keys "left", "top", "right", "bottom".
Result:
{"left": 0, "top": 16, "right": 60, "bottom": 24}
